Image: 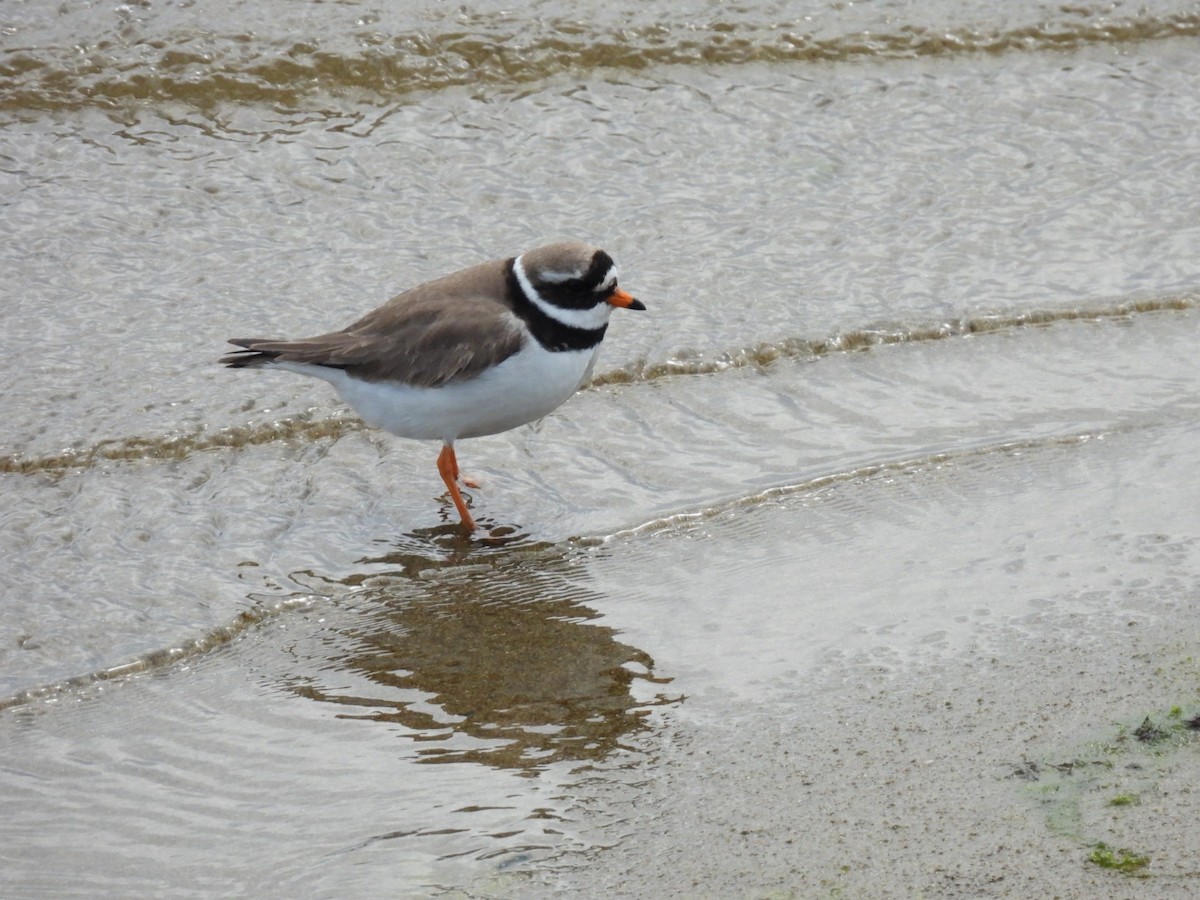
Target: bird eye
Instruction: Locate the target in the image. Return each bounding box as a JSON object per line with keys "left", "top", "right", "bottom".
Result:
{"left": 594, "top": 267, "right": 618, "bottom": 293}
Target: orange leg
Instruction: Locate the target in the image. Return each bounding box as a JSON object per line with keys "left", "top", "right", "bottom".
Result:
{"left": 441, "top": 443, "right": 480, "bottom": 488}
{"left": 436, "top": 443, "right": 476, "bottom": 531}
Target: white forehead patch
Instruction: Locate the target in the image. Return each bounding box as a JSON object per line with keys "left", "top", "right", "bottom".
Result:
{"left": 538, "top": 268, "right": 584, "bottom": 285}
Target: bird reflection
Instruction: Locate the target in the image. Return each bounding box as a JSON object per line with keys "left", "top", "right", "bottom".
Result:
{"left": 287, "top": 528, "right": 674, "bottom": 772}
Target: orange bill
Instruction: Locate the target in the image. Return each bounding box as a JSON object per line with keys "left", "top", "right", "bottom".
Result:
{"left": 607, "top": 288, "right": 646, "bottom": 310}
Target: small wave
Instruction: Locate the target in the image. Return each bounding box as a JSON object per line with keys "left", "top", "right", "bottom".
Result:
{"left": 587, "top": 428, "right": 1115, "bottom": 543}
{"left": 0, "top": 414, "right": 360, "bottom": 477}
{"left": 3, "top": 12, "right": 1199, "bottom": 113}
{"left": 592, "top": 294, "right": 1197, "bottom": 384}
{"left": 1, "top": 295, "right": 1192, "bottom": 477}
{"left": 0, "top": 595, "right": 319, "bottom": 713}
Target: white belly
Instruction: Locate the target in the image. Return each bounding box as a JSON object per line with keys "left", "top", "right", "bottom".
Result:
{"left": 276, "top": 344, "right": 601, "bottom": 442}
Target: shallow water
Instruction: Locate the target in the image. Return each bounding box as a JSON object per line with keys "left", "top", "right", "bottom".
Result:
{"left": 3, "top": 0, "right": 1200, "bottom": 895}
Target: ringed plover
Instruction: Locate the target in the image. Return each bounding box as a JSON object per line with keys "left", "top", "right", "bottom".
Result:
{"left": 221, "top": 242, "right": 645, "bottom": 531}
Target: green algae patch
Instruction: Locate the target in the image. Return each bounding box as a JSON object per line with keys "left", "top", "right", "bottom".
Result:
{"left": 1106, "top": 793, "right": 1139, "bottom": 807}
{"left": 1016, "top": 703, "right": 1200, "bottom": 880}
{"left": 1088, "top": 843, "right": 1150, "bottom": 875}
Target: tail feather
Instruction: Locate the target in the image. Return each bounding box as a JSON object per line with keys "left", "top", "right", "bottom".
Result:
{"left": 220, "top": 339, "right": 282, "bottom": 368}
{"left": 220, "top": 334, "right": 368, "bottom": 369}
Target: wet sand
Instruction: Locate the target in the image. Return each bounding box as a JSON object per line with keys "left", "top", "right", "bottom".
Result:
{"left": 527, "top": 604, "right": 1200, "bottom": 899}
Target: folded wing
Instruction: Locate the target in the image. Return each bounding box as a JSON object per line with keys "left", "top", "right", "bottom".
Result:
{"left": 221, "top": 291, "right": 526, "bottom": 389}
